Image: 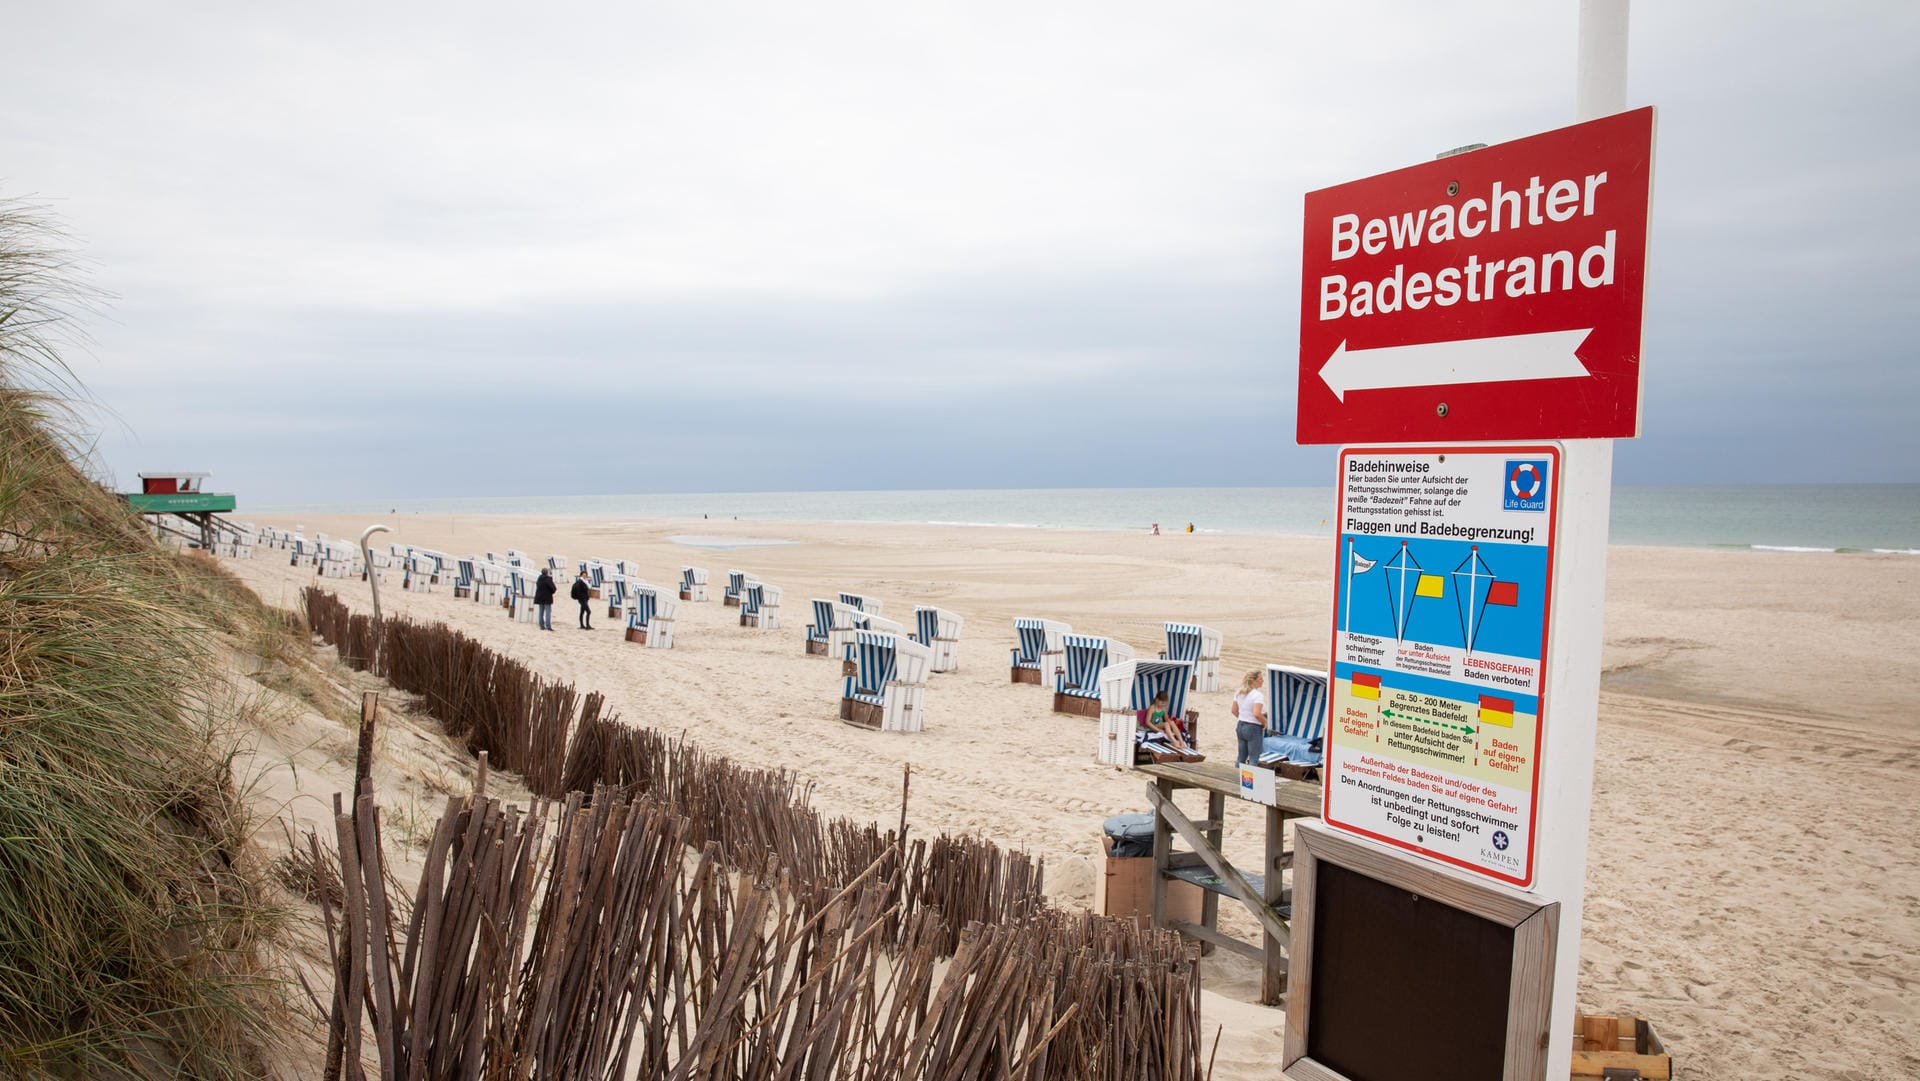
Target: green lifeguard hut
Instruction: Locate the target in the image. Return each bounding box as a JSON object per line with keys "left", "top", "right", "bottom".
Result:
{"left": 123, "top": 471, "right": 239, "bottom": 548}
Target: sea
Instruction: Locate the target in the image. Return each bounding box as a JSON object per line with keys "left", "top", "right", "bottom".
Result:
{"left": 252, "top": 485, "right": 1920, "bottom": 555}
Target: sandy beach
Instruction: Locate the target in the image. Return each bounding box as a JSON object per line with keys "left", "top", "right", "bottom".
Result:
{"left": 229, "top": 514, "right": 1920, "bottom": 1081}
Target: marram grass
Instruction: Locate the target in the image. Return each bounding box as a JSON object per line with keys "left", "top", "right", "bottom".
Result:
{"left": 0, "top": 198, "right": 280, "bottom": 1077}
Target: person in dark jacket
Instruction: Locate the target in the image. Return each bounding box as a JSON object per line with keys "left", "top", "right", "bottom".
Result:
{"left": 571, "top": 570, "right": 593, "bottom": 629}
{"left": 533, "top": 569, "right": 557, "bottom": 631}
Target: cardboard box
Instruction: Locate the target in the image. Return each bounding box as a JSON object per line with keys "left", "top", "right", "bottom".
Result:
{"left": 1093, "top": 838, "right": 1204, "bottom": 930}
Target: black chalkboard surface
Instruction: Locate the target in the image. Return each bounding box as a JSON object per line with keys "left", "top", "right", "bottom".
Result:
{"left": 1307, "top": 861, "right": 1514, "bottom": 1081}
{"left": 1283, "top": 822, "right": 1559, "bottom": 1081}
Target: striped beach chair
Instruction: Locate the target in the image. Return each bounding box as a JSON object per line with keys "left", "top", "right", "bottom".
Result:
{"left": 680, "top": 566, "right": 708, "bottom": 602}
{"left": 1096, "top": 659, "right": 1197, "bottom": 767}
{"left": 1162, "top": 623, "right": 1225, "bottom": 692}
{"left": 452, "top": 558, "right": 476, "bottom": 598}
{"left": 838, "top": 592, "right": 884, "bottom": 616}
{"left": 404, "top": 551, "right": 437, "bottom": 593}
{"left": 911, "top": 605, "right": 964, "bottom": 673}
{"left": 808, "top": 598, "right": 859, "bottom": 655}
{"left": 622, "top": 584, "right": 678, "bottom": 648}
{"left": 547, "top": 554, "right": 568, "bottom": 576}
{"left": 723, "top": 570, "right": 746, "bottom": 607}
{"left": 507, "top": 570, "right": 538, "bottom": 622}
{"left": 739, "top": 580, "right": 782, "bottom": 629}
{"left": 1261, "top": 664, "right": 1329, "bottom": 767}
{"left": 840, "top": 630, "right": 933, "bottom": 732}
{"left": 603, "top": 575, "right": 630, "bottom": 619}
{"left": 1010, "top": 617, "right": 1071, "bottom": 686}
{"left": 1055, "top": 635, "right": 1135, "bottom": 716}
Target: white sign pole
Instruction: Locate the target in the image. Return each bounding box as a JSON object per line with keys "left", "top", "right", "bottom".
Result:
{"left": 1535, "top": 2, "right": 1629, "bottom": 1077}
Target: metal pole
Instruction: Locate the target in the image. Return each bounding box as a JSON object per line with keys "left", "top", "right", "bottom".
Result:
{"left": 359, "top": 524, "right": 392, "bottom": 622}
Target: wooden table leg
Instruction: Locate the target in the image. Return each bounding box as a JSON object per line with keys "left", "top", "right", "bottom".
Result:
{"left": 1262, "top": 805, "right": 1288, "bottom": 1005}
{"left": 1202, "top": 791, "right": 1225, "bottom": 937}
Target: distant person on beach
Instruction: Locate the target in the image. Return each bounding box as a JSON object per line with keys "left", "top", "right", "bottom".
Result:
{"left": 1185, "top": 522, "right": 1194, "bottom": 534}
{"left": 571, "top": 570, "right": 592, "bottom": 629}
{"left": 1151, "top": 522, "right": 1160, "bottom": 535}
{"left": 534, "top": 568, "right": 557, "bottom": 631}
{"left": 1232, "top": 668, "right": 1268, "bottom": 766}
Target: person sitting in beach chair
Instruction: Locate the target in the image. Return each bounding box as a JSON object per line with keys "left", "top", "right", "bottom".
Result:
{"left": 1137, "top": 691, "right": 1200, "bottom": 763}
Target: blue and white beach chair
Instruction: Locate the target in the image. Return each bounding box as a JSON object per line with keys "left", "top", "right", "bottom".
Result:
{"left": 739, "top": 580, "right": 783, "bottom": 629}
{"left": 808, "top": 598, "right": 860, "bottom": 655}
{"left": 1010, "top": 617, "right": 1071, "bottom": 686}
{"left": 603, "top": 575, "right": 630, "bottom": 619}
{"left": 1162, "top": 622, "right": 1225, "bottom": 692}
{"left": 404, "top": 551, "right": 436, "bottom": 593}
{"left": 1096, "top": 659, "right": 1198, "bottom": 766}
{"left": 453, "top": 558, "right": 476, "bottom": 598}
{"left": 507, "top": 570, "right": 538, "bottom": 622}
{"left": 840, "top": 630, "right": 933, "bottom": 731}
{"left": 723, "top": 570, "right": 747, "bottom": 607}
{"left": 680, "top": 566, "right": 708, "bottom": 602}
{"left": 911, "top": 605, "right": 964, "bottom": 672}
{"left": 1261, "top": 664, "right": 1329, "bottom": 767}
{"left": 838, "top": 592, "right": 884, "bottom": 616}
{"left": 547, "top": 554, "right": 568, "bottom": 576}
{"left": 472, "top": 562, "right": 508, "bottom": 607}
{"left": 1055, "top": 634, "right": 1135, "bottom": 715}
{"left": 622, "top": 584, "right": 678, "bottom": 648}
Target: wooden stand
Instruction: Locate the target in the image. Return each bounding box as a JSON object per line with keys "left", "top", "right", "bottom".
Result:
{"left": 1011, "top": 666, "right": 1041, "bottom": 684}
{"left": 724, "top": 595, "right": 740, "bottom": 607}
{"left": 679, "top": 590, "right": 692, "bottom": 601}
{"left": 1051, "top": 692, "right": 1101, "bottom": 718}
{"left": 806, "top": 639, "right": 828, "bottom": 656}
{"left": 1570, "top": 1015, "right": 1669, "bottom": 1080}
{"left": 840, "top": 697, "right": 881, "bottom": 729}
{"left": 624, "top": 626, "right": 649, "bottom": 645}
{"left": 1138, "top": 760, "right": 1321, "bottom": 1006}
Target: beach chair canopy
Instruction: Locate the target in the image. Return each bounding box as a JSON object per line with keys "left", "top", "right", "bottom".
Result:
{"left": 1012, "top": 617, "right": 1063, "bottom": 666}
{"left": 914, "top": 606, "right": 940, "bottom": 645}
{"left": 742, "top": 582, "right": 764, "bottom": 615}
{"left": 626, "top": 586, "right": 659, "bottom": 628}
{"left": 839, "top": 592, "right": 881, "bottom": 614}
{"left": 1266, "top": 664, "right": 1329, "bottom": 741}
{"left": 726, "top": 570, "right": 746, "bottom": 599}
{"left": 1164, "top": 623, "right": 1209, "bottom": 663}
{"left": 1061, "top": 634, "right": 1123, "bottom": 694}
{"left": 1114, "top": 659, "right": 1193, "bottom": 719}
{"left": 845, "top": 631, "right": 900, "bottom": 704}
{"left": 682, "top": 566, "right": 698, "bottom": 590}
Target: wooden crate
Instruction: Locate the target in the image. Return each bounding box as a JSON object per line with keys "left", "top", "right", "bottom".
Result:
{"left": 1569, "top": 1014, "right": 1670, "bottom": 1080}
{"left": 624, "top": 627, "right": 649, "bottom": 645}
{"left": 805, "top": 638, "right": 828, "bottom": 656}
{"left": 1011, "top": 666, "right": 1042, "bottom": 685}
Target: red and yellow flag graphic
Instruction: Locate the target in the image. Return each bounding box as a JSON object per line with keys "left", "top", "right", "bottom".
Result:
{"left": 1479, "top": 695, "right": 1515, "bottom": 727}
{"left": 1351, "top": 672, "right": 1381, "bottom": 700}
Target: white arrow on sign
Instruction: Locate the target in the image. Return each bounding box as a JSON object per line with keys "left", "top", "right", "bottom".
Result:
{"left": 1318, "top": 329, "right": 1593, "bottom": 402}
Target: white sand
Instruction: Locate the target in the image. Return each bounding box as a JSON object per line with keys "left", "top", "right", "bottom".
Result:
{"left": 228, "top": 515, "right": 1920, "bottom": 1081}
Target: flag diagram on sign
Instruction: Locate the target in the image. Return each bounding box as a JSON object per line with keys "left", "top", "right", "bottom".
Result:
{"left": 1324, "top": 446, "right": 1560, "bottom": 887}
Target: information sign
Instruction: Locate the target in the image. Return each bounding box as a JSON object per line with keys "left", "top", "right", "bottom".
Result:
{"left": 1297, "top": 107, "right": 1654, "bottom": 444}
{"left": 1324, "top": 446, "right": 1559, "bottom": 886}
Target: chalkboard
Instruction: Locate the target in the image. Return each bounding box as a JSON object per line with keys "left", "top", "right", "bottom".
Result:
{"left": 1283, "top": 822, "right": 1558, "bottom": 1081}
{"left": 1307, "top": 861, "right": 1513, "bottom": 1081}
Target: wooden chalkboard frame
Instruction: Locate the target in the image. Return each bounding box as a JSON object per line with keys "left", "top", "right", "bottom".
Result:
{"left": 1282, "top": 821, "right": 1559, "bottom": 1081}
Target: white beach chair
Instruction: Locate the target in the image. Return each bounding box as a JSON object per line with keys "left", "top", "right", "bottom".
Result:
{"left": 838, "top": 592, "right": 884, "bottom": 617}
{"left": 840, "top": 630, "right": 933, "bottom": 732}
{"left": 1055, "top": 635, "right": 1135, "bottom": 716}
{"left": 1010, "top": 617, "right": 1071, "bottom": 687}
{"left": 622, "top": 584, "right": 678, "bottom": 648}
{"left": 473, "top": 562, "right": 508, "bottom": 607}
{"left": 808, "top": 598, "right": 855, "bottom": 656}
{"left": 680, "top": 566, "right": 708, "bottom": 602}
{"left": 506, "top": 570, "right": 538, "bottom": 622}
{"left": 1163, "top": 623, "right": 1225, "bottom": 693}
{"left": 739, "top": 581, "right": 783, "bottom": 629}
{"left": 404, "top": 552, "right": 436, "bottom": 592}
{"left": 911, "top": 606, "right": 964, "bottom": 673}
{"left": 1097, "top": 659, "right": 1198, "bottom": 767}
{"left": 1260, "top": 664, "right": 1330, "bottom": 770}
{"left": 723, "top": 569, "right": 746, "bottom": 607}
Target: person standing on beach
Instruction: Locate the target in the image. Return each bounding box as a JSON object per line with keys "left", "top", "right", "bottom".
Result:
{"left": 1232, "top": 668, "right": 1268, "bottom": 766}
{"left": 533, "top": 568, "right": 557, "bottom": 631}
{"left": 571, "top": 570, "right": 593, "bottom": 629}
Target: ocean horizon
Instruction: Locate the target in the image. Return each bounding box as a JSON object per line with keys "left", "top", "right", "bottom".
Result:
{"left": 247, "top": 483, "right": 1920, "bottom": 556}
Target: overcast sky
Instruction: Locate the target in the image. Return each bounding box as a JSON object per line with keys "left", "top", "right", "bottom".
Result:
{"left": 4, "top": 2, "right": 1915, "bottom": 501}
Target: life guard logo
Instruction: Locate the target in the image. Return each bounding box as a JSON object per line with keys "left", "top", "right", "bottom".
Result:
{"left": 1502, "top": 460, "right": 1549, "bottom": 512}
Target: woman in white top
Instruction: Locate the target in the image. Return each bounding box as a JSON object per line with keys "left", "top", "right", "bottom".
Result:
{"left": 1232, "top": 668, "right": 1268, "bottom": 766}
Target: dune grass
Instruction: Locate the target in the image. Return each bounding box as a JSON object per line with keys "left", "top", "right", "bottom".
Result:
{"left": 0, "top": 199, "right": 280, "bottom": 1076}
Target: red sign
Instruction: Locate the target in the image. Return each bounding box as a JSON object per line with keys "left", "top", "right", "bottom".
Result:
{"left": 1297, "top": 107, "right": 1654, "bottom": 444}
